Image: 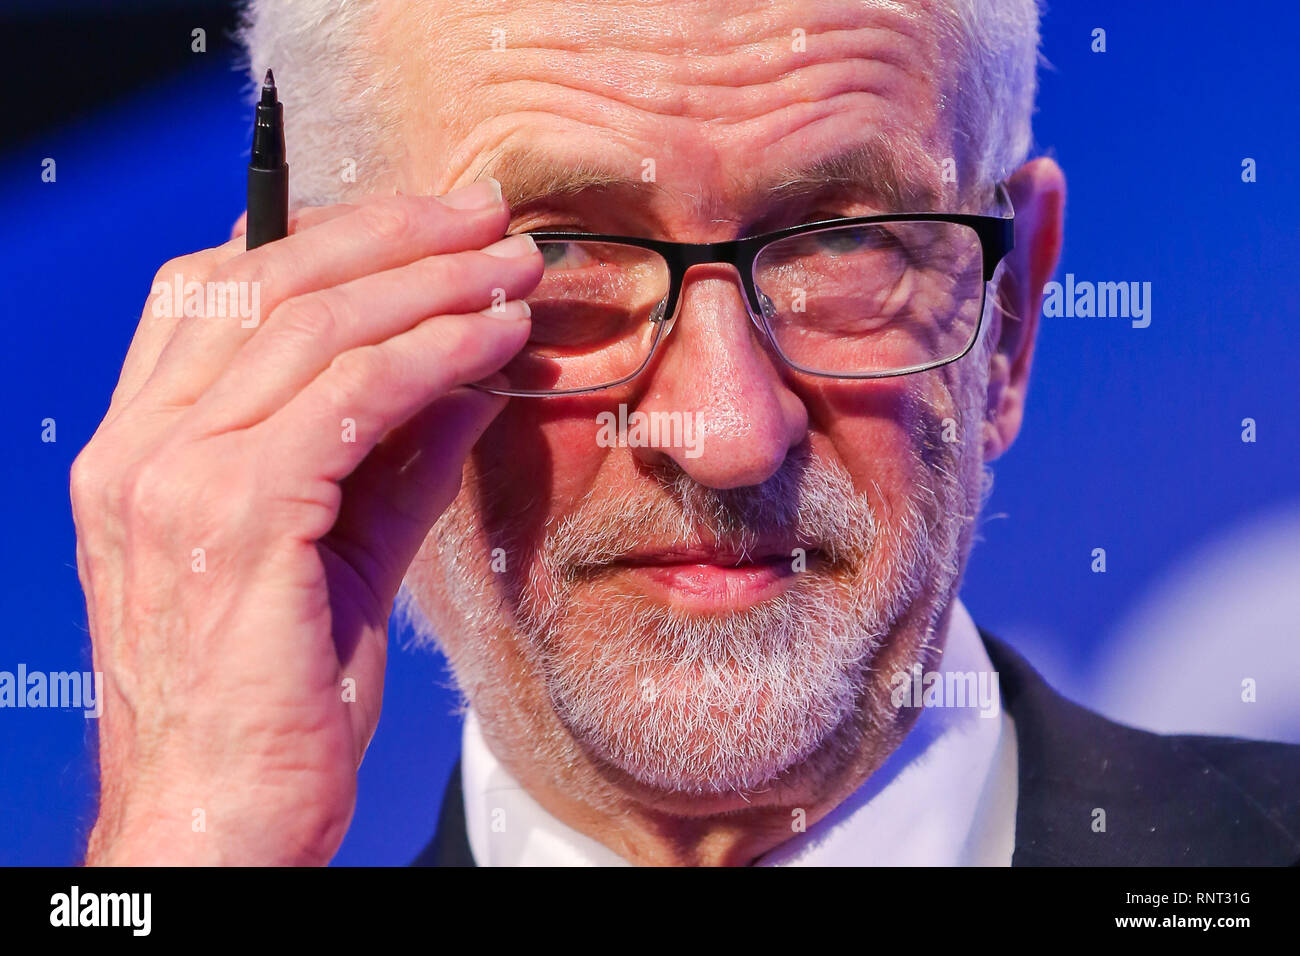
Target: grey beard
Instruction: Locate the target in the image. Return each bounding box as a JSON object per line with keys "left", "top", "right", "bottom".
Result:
{"left": 411, "top": 437, "right": 967, "bottom": 796}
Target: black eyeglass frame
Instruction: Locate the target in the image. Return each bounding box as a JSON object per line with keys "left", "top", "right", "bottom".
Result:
{"left": 473, "top": 181, "right": 1015, "bottom": 397}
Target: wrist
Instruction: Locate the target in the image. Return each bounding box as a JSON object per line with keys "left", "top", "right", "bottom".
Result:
{"left": 86, "top": 793, "right": 345, "bottom": 866}
{"left": 86, "top": 811, "right": 230, "bottom": 866}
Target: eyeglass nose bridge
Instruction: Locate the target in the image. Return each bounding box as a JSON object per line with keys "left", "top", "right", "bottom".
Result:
{"left": 652, "top": 241, "right": 773, "bottom": 340}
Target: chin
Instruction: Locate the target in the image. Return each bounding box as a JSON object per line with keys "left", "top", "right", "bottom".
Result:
{"left": 533, "top": 578, "right": 885, "bottom": 802}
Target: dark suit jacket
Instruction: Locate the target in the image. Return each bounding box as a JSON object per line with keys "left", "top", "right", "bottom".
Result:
{"left": 413, "top": 632, "right": 1300, "bottom": 866}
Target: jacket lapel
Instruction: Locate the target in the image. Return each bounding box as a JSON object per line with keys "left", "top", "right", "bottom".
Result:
{"left": 982, "top": 631, "right": 1300, "bottom": 866}
{"left": 411, "top": 761, "right": 475, "bottom": 867}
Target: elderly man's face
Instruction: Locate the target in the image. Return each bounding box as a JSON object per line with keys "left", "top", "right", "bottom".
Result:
{"left": 394, "top": 0, "right": 1016, "bottom": 811}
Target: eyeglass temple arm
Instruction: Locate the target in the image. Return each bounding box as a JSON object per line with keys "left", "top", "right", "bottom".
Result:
{"left": 978, "top": 181, "right": 1016, "bottom": 280}
{"left": 994, "top": 180, "right": 1016, "bottom": 218}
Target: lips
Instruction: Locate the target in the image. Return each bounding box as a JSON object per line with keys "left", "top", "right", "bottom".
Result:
{"left": 601, "top": 542, "right": 819, "bottom": 611}
{"left": 618, "top": 547, "right": 794, "bottom": 567}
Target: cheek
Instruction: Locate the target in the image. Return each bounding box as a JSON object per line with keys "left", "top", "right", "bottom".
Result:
{"left": 805, "top": 373, "right": 964, "bottom": 513}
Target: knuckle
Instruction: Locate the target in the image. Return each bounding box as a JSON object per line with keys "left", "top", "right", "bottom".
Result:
{"left": 121, "top": 455, "right": 174, "bottom": 525}
{"left": 327, "top": 345, "right": 385, "bottom": 397}
{"left": 275, "top": 290, "right": 346, "bottom": 342}
{"left": 357, "top": 198, "right": 417, "bottom": 245}
{"left": 431, "top": 315, "right": 477, "bottom": 360}
{"left": 413, "top": 254, "right": 453, "bottom": 286}
{"left": 443, "top": 327, "right": 506, "bottom": 382}
{"left": 150, "top": 255, "right": 197, "bottom": 291}
{"left": 71, "top": 432, "right": 136, "bottom": 519}
{"left": 69, "top": 446, "right": 108, "bottom": 510}
{"left": 149, "top": 240, "right": 234, "bottom": 292}
{"left": 207, "top": 249, "right": 272, "bottom": 297}
{"left": 289, "top": 202, "right": 352, "bottom": 233}
{"left": 120, "top": 446, "right": 205, "bottom": 535}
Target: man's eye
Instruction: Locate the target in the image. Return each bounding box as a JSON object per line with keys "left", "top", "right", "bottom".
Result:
{"left": 812, "top": 224, "right": 902, "bottom": 255}
{"left": 538, "top": 240, "right": 595, "bottom": 270}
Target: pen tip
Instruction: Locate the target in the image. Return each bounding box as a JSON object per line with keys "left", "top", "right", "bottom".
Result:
{"left": 259, "top": 69, "right": 279, "bottom": 106}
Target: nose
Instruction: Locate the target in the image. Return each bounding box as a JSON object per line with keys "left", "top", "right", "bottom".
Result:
{"left": 628, "top": 263, "right": 808, "bottom": 488}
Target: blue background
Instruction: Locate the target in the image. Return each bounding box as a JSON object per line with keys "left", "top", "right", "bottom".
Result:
{"left": 2, "top": 1, "right": 1297, "bottom": 864}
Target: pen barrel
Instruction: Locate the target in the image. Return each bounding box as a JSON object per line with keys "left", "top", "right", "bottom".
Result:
{"left": 246, "top": 163, "right": 289, "bottom": 250}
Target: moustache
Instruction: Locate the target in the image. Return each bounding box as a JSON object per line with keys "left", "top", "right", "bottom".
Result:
{"left": 542, "top": 445, "right": 878, "bottom": 574}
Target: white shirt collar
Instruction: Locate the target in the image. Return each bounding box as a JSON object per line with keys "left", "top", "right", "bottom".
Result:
{"left": 461, "top": 598, "right": 1017, "bottom": 866}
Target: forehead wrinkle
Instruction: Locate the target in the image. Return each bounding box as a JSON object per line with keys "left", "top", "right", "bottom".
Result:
{"left": 388, "top": 0, "right": 952, "bottom": 128}
{"left": 386, "top": 0, "right": 960, "bottom": 224}
{"left": 409, "top": 0, "right": 934, "bottom": 59}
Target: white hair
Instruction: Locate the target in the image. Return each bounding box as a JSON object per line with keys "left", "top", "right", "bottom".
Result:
{"left": 943, "top": 0, "right": 1043, "bottom": 191}
{"left": 236, "top": 0, "right": 395, "bottom": 206}
{"left": 237, "top": 0, "right": 1042, "bottom": 207}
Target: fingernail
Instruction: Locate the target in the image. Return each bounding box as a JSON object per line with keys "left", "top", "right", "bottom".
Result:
{"left": 480, "top": 299, "right": 531, "bottom": 321}
{"left": 482, "top": 234, "right": 538, "bottom": 258}
{"left": 439, "top": 178, "right": 503, "bottom": 210}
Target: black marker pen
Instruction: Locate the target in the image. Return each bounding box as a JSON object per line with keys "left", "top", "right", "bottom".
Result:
{"left": 246, "top": 69, "right": 288, "bottom": 250}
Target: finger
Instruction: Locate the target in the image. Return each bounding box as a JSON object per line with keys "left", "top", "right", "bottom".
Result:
{"left": 286, "top": 203, "right": 361, "bottom": 234}
{"left": 143, "top": 183, "right": 510, "bottom": 407}
{"left": 258, "top": 300, "right": 531, "bottom": 485}
{"left": 237, "top": 201, "right": 378, "bottom": 240}
{"left": 108, "top": 237, "right": 247, "bottom": 419}
{"left": 190, "top": 234, "right": 542, "bottom": 432}
{"left": 325, "top": 385, "right": 505, "bottom": 612}
{"left": 111, "top": 203, "right": 361, "bottom": 419}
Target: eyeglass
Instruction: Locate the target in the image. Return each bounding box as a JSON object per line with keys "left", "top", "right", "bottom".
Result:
{"left": 471, "top": 183, "right": 1015, "bottom": 397}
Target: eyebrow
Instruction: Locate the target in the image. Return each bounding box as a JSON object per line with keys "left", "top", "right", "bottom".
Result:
{"left": 474, "top": 135, "right": 941, "bottom": 218}
{"left": 763, "top": 136, "right": 941, "bottom": 212}
{"left": 474, "top": 144, "right": 671, "bottom": 209}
